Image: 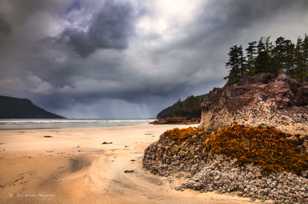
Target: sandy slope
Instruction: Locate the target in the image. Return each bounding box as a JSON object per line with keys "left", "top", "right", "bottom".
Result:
{"left": 0, "top": 124, "right": 255, "bottom": 204}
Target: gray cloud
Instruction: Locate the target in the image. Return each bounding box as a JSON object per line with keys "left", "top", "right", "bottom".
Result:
{"left": 0, "top": 16, "right": 11, "bottom": 37}
{"left": 62, "top": 0, "right": 137, "bottom": 57}
{"left": 0, "top": 0, "right": 307, "bottom": 118}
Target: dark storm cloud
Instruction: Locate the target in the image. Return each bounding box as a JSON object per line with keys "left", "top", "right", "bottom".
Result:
{"left": 62, "top": 0, "right": 137, "bottom": 57}
{"left": 0, "top": 0, "right": 69, "bottom": 54}
{"left": 2, "top": 0, "right": 67, "bottom": 18}
{"left": 0, "top": 0, "right": 68, "bottom": 31}
{"left": 170, "top": 0, "right": 308, "bottom": 51}
{"left": 0, "top": 0, "right": 307, "bottom": 118}
{"left": 0, "top": 16, "right": 11, "bottom": 36}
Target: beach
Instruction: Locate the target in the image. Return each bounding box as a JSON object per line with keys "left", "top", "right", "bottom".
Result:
{"left": 0, "top": 123, "right": 254, "bottom": 204}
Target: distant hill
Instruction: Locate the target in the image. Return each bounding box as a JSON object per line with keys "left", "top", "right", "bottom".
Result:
{"left": 0, "top": 96, "right": 64, "bottom": 119}
{"left": 153, "top": 95, "right": 207, "bottom": 124}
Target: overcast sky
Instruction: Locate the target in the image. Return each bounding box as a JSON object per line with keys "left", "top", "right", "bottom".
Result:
{"left": 0, "top": 0, "right": 308, "bottom": 119}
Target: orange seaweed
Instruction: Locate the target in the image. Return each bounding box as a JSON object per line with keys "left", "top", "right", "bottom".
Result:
{"left": 204, "top": 124, "right": 307, "bottom": 175}
{"left": 164, "top": 127, "right": 200, "bottom": 141}
{"left": 161, "top": 124, "right": 307, "bottom": 175}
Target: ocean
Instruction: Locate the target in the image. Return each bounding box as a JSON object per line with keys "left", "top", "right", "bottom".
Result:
{"left": 0, "top": 119, "right": 154, "bottom": 130}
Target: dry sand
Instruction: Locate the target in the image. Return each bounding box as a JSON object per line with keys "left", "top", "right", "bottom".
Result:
{"left": 0, "top": 124, "right": 256, "bottom": 204}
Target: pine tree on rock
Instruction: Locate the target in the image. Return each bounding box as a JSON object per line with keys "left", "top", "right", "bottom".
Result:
{"left": 246, "top": 41, "right": 257, "bottom": 74}
{"left": 294, "top": 37, "right": 305, "bottom": 81}
{"left": 303, "top": 35, "right": 308, "bottom": 81}
{"left": 272, "top": 37, "right": 294, "bottom": 73}
{"left": 255, "top": 38, "right": 274, "bottom": 73}
{"left": 226, "top": 45, "right": 246, "bottom": 84}
{"left": 225, "top": 34, "right": 308, "bottom": 84}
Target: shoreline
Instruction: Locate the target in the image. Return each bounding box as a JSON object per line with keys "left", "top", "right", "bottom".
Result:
{"left": 0, "top": 124, "right": 254, "bottom": 204}
{"left": 0, "top": 120, "right": 155, "bottom": 131}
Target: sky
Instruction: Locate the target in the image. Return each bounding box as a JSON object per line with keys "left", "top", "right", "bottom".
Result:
{"left": 0, "top": 0, "right": 308, "bottom": 119}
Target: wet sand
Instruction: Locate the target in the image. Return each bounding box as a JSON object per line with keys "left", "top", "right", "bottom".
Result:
{"left": 0, "top": 124, "right": 256, "bottom": 204}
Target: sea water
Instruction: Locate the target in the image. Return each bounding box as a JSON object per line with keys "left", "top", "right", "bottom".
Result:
{"left": 0, "top": 119, "right": 153, "bottom": 130}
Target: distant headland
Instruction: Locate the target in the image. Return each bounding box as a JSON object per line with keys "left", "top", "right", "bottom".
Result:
{"left": 0, "top": 95, "right": 64, "bottom": 119}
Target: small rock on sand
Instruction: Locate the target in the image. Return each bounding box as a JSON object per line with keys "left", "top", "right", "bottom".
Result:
{"left": 102, "top": 141, "right": 113, "bottom": 145}
{"left": 124, "top": 170, "right": 135, "bottom": 174}
{"left": 43, "top": 135, "right": 53, "bottom": 138}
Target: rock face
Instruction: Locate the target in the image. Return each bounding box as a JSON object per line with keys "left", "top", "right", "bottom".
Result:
{"left": 201, "top": 73, "right": 308, "bottom": 134}
{"left": 0, "top": 95, "right": 64, "bottom": 119}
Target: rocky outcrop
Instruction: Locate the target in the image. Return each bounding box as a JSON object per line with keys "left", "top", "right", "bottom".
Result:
{"left": 201, "top": 73, "right": 308, "bottom": 134}
{"left": 144, "top": 73, "right": 308, "bottom": 203}
{"left": 143, "top": 125, "right": 308, "bottom": 204}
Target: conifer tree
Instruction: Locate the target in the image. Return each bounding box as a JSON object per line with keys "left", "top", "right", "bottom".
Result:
{"left": 264, "top": 37, "right": 274, "bottom": 55}
{"left": 226, "top": 45, "right": 246, "bottom": 83}
{"left": 303, "top": 34, "right": 308, "bottom": 81}
{"left": 272, "top": 37, "right": 285, "bottom": 70}
{"left": 239, "top": 46, "right": 246, "bottom": 76}
{"left": 272, "top": 37, "right": 295, "bottom": 73}
{"left": 257, "top": 38, "right": 266, "bottom": 53}
{"left": 293, "top": 37, "right": 305, "bottom": 81}
{"left": 225, "top": 34, "right": 308, "bottom": 83}
{"left": 255, "top": 51, "right": 272, "bottom": 73}
{"left": 246, "top": 41, "right": 257, "bottom": 74}
{"left": 255, "top": 38, "right": 273, "bottom": 73}
{"left": 284, "top": 39, "right": 295, "bottom": 73}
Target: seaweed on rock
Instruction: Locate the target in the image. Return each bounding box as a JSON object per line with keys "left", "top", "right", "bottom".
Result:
{"left": 204, "top": 124, "right": 307, "bottom": 175}
{"left": 144, "top": 124, "right": 307, "bottom": 177}
{"left": 164, "top": 127, "right": 201, "bottom": 141}
{"left": 143, "top": 124, "right": 308, "bottom": 203}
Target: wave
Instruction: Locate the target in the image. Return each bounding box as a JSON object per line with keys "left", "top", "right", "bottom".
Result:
{"left": 0, "top": 119, "right": 154, "bottom": 130}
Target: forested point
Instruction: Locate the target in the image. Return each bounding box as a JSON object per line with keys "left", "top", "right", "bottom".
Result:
{"left": 225, "top": 35, "right": 308, "bottom": 84}
{"left": 156, "top": 95, "right": 207, "bottom": 120}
